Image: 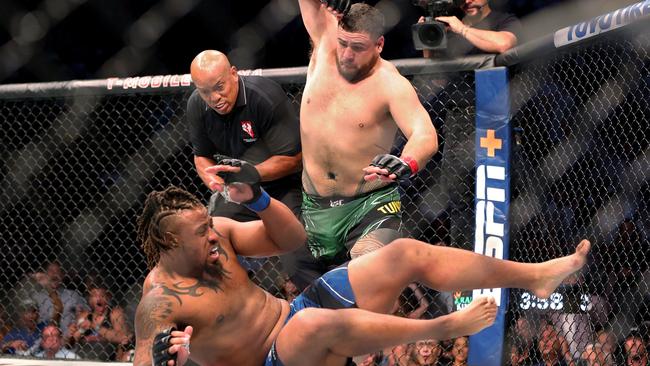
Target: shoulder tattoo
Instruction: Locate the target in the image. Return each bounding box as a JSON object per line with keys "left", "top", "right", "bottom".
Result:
{"left": 158, "top": 277, "right": 225, "bottom": 306}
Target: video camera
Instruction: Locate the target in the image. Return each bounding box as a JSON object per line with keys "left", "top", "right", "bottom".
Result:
{"left": 411, "top": 0, "right": 464, "bottom": 50}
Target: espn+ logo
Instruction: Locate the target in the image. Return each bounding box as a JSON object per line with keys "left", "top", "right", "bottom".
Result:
{"left": 473, "top": 164, "right": 507, "bottom": 306}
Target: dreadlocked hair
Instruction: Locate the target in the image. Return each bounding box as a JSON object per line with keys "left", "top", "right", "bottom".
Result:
{"left": 136, "top": 186, "right": 204, "bottom": 270}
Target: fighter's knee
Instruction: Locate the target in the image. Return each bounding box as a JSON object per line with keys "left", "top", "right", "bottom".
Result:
{"left": 386, "top": 238, "right": 434, "bottom": 271}
{"left": 290, "top": 308, "right": 342, "bottom": 339}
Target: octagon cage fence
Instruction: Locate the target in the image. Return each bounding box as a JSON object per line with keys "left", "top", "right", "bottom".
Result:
{"left": 0, "top": 12, "right": 649, "bottom": 366}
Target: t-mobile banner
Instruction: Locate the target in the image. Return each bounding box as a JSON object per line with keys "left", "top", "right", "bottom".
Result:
{"left": 468, "top": 67, "right": 511, "bottom": 366}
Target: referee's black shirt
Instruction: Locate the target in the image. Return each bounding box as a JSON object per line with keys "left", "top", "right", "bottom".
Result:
{"left": 187, "top": 75, "right": 301, "bottom": 190}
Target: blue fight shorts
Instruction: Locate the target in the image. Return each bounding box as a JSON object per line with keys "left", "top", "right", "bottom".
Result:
{"left": 264, "top": 264, "right": 357, "bottom": 366}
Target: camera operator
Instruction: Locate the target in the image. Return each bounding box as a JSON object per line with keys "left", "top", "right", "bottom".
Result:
{"left": 416, "top": 1, "right": 521, "bottom": 250}
{"left": 419, "top": 0, "right": 521, "bottom": 58}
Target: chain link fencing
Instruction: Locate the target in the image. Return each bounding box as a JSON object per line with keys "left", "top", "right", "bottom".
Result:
{"left": 1, "top": 20, "right": 649, "bottom": 366}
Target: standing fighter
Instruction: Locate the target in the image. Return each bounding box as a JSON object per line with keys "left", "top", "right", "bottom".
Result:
{"left": 132, "top": 161, "right": 591, "bottom": 366}
{"left": 297, "top": 0, "right": 438, "bottom": 269}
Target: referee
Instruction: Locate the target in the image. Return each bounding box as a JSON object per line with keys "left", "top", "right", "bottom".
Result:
{"left": 187, "top": 50, "right": 302, "bottom": 221}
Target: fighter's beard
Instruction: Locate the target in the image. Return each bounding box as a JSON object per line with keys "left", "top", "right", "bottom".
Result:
{"left": 336, "top": 54, "right": 379, "bottom": 83}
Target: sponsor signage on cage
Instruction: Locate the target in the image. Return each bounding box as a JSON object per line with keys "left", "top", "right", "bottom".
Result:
{"left": 453, "top": 291, "right": 473, "bottom": 310}
{"left": 106, "top": 74, "right": 192, "bottom": 90}
{"left": 554, "top": 0, "right": 650, "bottom": 48}
{"left": 105, "top": 69, "right": 263, "bottom": 90}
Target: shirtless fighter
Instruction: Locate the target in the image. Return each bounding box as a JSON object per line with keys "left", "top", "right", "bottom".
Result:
{"left": 132, "top": 159, "right": 591, "bottom": 366}
{"left": 298, "top": 0, "right": 439, "bottom": 269}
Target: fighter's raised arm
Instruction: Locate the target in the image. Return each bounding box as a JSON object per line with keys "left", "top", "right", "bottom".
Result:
{"left": 205, "top": 159, "right": 306, "bottom": 257}
{"left": 298, "top": 0, "right": 344, "bottom": 46}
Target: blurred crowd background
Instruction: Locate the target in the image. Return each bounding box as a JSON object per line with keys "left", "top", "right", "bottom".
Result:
{"left": 0, "top": 0, "right": 631, "bottom": 84}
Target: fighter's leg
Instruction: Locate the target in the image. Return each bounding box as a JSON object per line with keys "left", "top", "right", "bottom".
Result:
{"left": 274, "top": 296, "right": 497, "bottom": 366}
{"left": 349, "top": 228, "right": 401, "bottom": 258}
{"left": 348, "top": 238, "right": 590, "bottom": 313}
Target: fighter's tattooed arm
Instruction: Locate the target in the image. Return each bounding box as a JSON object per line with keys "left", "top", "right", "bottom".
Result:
{"left": 133, "top": 293, "right": 176, "bottom": 366}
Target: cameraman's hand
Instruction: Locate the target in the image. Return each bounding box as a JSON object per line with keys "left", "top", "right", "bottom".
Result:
{"left": 435, "top": 16, "right": 464, "bottom": 34}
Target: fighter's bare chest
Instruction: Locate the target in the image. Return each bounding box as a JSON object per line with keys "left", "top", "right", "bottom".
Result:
{"left": 306, "top": 63, "right": 387, "bottom": 107}
{"left": 176, "top": 287, "right": 249, "bottom": 335}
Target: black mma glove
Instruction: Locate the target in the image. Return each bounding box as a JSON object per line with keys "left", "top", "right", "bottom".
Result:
{"left": 321, "top": 0, "right": 352, "bottom": 15}
{"left": 369, "top": 154, "right": 417, "bottom": 181}
{"left": 152, "top": 327, "right": 176, "bottom": 366}
{"left": 214, "top": 157, "right": 271, "bottom": 212}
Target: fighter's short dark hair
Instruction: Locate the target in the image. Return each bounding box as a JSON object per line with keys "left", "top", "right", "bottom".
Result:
{"left": 340, "top": 3, "right": 385, "bottom": 39}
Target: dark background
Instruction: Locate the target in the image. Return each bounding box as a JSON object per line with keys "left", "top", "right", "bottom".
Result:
{"left": 0, "top": 0, "right": 570, "bottom": 84}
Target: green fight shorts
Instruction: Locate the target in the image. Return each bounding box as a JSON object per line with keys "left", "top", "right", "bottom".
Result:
{"left": 302, "top": 184, "right": 402, "bottom": 265}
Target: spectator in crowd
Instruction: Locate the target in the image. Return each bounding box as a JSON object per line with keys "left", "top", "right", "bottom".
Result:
{"left": 382, "top": 284, "right": 432, "bottom": 365}
{"left": 535, "top": 325, "right": 569, "bottom": 366}
{"left": 358, "top": 351, "right": 388, "bottom": 366}
{"left": 417, "top": 0, "right": 521, "bottom": 250}
{"left": 355, "top": 283, "right": 431, "bottom": 366}
{"left": 68, "top": 284, "right": 131, "bottom": 360}
{"left": 509, "top": 316, "right": 542, "bottom": 363}
{"left": 438, "top": 338, "right": 454, "bottom": 365}
{"left": 1, "top": 299, "right": 46, "bottom": 355}
{"left": 385, "top": 340, "right": 445, "bottom": 366}
{"left": 578, "top": 343, "right": 595, "bottom": 366}
{"left": 550, "top": 274, "right": 609, "bottom": 360}
{"left": 390, "top": 343, "right": 414, "bottom": 366}
{"left": 0, "top": 304, "right": 9, "bottom": 342}
{"left": 410, "top": 339, "right": 444, "bottom": 365}
{"left": 595, "top": 328, "right": 618, "bottom": 365}
{"left": 449, "top": 336, "right": 469, "bottom": 366}
{"left": 187, "top": 49, "right": 307, "bottom": 288}
{"left": 624, "top": 333, "right": 648, "bottom": 366}
{"left": 276, "top": 273, "right": 300, "bottom": 303}
{"left": 539, "top": 319, "right": 573, "bottom": 365}
{"left": 579, "top": 342, "right": 612, "bottom": 366}
{"left": 391, "top": 283, "right": 431, "bottom": 320}
{"left": 31, "top": 260, "right": 88, "bottom": 334}
{"left": 510, "top": 338, "right": 535, "bottom": 366}
{"left": 32, "top": 324, "right": 79, "bottom": 360}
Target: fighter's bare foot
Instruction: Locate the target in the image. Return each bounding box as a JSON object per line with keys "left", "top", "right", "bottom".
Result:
{"left": 532, "top": 239, "right": 591, "bottom": 299}
{"left": 447, "top": 296, "right": 497, "bottom": 338}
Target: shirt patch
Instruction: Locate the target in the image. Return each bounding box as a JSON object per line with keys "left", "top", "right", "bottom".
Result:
{"left": 241, "top": 120, "right": 257, "bottom": 142}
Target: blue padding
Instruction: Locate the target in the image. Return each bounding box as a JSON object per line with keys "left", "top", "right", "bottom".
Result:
{"left": 469, "top": 67, "right": 511, "bottom": 366}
